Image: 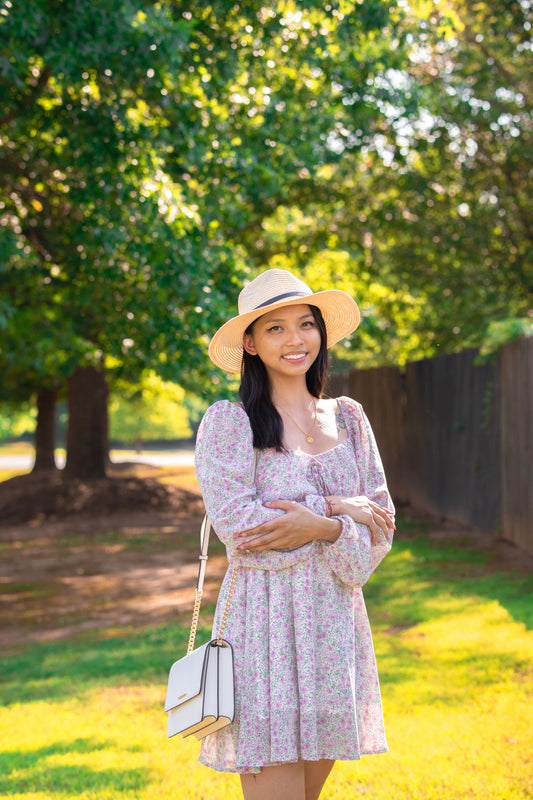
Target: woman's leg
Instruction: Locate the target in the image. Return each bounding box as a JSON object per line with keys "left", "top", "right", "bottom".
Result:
{"left": 240, "top": 761, "right": 305, "bottom": 800}
{"left": 303, "top": 759, "right": 335, "bottom": 800}
{"left": 240, "top": 759, "right": 335, "bottom": 800}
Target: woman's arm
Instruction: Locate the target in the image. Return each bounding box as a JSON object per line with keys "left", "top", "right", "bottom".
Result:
{"left": 235, "top": 499, "right": 343, "bottom": 552}
{"left": 234, "top": 400, "right": 395, "bottom": 567}
{"left": 326, "top": 495, "right": 395, "bottom": 545}
{"left": 317, "top": 398, "right": 395, "bottom": 586}
{"left": 195, "top": 401, "right": 333, "bottom": 553}
{"left": 197, "top": 398, "right": 393, "bottom": 584}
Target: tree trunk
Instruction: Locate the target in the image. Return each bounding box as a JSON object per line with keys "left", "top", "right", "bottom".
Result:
{"left": 32, "top": 388, "right": 57, "bottom": 472}
{"left": 65, "top": 365, "right": 109, "bottom": 480}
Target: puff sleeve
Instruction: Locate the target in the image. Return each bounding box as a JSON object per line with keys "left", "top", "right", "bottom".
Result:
{"left": 195, "top": 400, "right": 328, "bottom": 568}
{"left": 319, "top": 397, "right": 394, "bottom": 587}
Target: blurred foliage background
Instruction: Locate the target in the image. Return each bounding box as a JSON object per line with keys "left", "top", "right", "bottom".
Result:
{"left": 0, "top": 0, "right": 531, "bottom": 470}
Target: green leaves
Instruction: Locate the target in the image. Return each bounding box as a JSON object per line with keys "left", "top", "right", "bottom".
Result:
{"left": 1, "top": 0, "right": 403, "bottom": 404}
{"left": 249, "top": 0, "right": 533, "bottom": 367}
{"left": 5, "top": 0, "right": 528, "bottom": 407}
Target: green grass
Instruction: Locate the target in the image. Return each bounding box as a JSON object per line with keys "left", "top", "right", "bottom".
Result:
{"left": 0, "top": 581, "right": 55, "bottom": 600}
{"left": 0, "top": 469, "right": 28, "bottom": 481}
{"left": 52, "top": 527, "right": 225, "bottom": 556}
{"left": 1, "top": 525, "right": 532, "bottom": 799}
{"left": 0, "top": 442, "right": 35, "bottom": 455}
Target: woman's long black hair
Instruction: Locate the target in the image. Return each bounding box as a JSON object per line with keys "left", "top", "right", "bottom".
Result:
{"left": 239, "top": 305, "right": 329, "bottom": 450}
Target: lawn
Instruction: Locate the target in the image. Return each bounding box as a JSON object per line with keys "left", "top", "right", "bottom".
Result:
{"left": 1, "top": 519, "right": 532, "bottom": 799}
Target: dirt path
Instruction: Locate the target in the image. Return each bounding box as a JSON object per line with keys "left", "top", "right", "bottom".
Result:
{"left": 1, "top": 469, "right": 531, "bottom": 654}
{"left": 0, "top": 510, "right": 229, "bottom": 652}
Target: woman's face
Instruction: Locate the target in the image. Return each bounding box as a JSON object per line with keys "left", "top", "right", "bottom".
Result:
{"left": 243, "top": 303, "right": 321, "bottom": 380}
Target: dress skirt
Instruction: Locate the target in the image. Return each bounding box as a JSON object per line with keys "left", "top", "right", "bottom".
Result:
{"left": 194, "top": 397, "right": 393, "bottom": 775}
{"left": 199, "top": 556, "right": 388, "bottom": 774}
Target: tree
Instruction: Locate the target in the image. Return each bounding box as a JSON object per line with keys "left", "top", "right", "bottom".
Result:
{"left": 243, "top": 1, "right": 532, "bottom": 367}
{"left": 351, "top": 0, "right": 533, "bottom": 357}
{"left": 0, "top": 1, "right": 235, "bottom": 476}
{"left": 1, "top": 0, "right": 404, "bottom": 476}
{"left": 361, "top": 0, "right": 533, "bottom": 355}
{"left": 109, "top": 373, "right": 192, "bottom": 448}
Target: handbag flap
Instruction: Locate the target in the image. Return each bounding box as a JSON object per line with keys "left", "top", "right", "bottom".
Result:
{"left": 164, "top": 641, "right": 211, "bottom": 712}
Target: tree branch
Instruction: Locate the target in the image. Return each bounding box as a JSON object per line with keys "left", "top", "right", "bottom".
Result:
{"left": 457, "top": 12, "right": 533, "bottom": 108}
{"left": 0, "top": 66, "right": 53, "bottom": 128}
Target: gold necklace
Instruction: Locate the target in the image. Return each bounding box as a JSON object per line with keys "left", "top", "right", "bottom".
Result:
{"left": 275, "top": 398, "right": 318, "bottom": 443}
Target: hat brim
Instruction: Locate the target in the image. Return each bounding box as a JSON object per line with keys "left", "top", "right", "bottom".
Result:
{"left": 208, "top": 290, "right": 360, "bottom": 373}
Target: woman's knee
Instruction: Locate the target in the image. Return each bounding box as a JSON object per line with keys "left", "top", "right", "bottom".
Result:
{"left": 240, "top": 761, "right": 305, "bottom": 800}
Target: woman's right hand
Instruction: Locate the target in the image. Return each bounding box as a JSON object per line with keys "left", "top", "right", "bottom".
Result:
{"left": 236, "top": 499, "right": 342, "bottom": 552}
{"left": 326, "top": 495, "right": 395, "bottom": 546}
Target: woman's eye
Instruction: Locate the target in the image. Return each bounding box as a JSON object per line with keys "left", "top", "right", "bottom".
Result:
{"left": 267, "top": 325, "right": 282, "bottom": 332}
{"left": 302, "top": 321, "right": 315, "bottom": 328}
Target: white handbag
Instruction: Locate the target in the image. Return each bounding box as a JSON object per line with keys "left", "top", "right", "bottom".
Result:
{"left": 165, "top": 516, "right": 238, "bottom": 740}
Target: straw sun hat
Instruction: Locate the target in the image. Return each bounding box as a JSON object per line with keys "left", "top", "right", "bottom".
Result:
{"left": 208, "top": 269, "right": 360, "bottom": 373}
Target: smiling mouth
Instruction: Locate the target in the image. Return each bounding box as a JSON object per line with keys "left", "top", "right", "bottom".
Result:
{"left": 282, "top": 352, "right": 307, "bottom": 362}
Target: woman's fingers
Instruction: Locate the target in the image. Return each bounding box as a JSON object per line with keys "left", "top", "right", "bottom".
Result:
{"left": 237, "top": 500, "right": 297, "bottom": 538}
{"left": 237, "top": 528, "right": 297, "bottom": 552}
{"left": 367, "top": 499, "right": 395, "bottom": 523}
{"left": 372, "top": 506, "right": 395, "bottom": 533}
{"left": 264, "top": 499, "right": 299, "bottom": 512}
{"left": 236, "top": 500, "right": 312, "bottom": 550}
{"left": 333, "top": 495, "right": 395, "bottom": 545}
{"left": 365, "top": 505, "right": 393, "bottom": 544}
{"left": 237, "top": 533, "right": 273, "bottom": 552}
{"left": 238, "top": 522, "right": 273, "bottom": 537}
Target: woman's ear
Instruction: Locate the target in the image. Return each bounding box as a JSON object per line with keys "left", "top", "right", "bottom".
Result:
{"left": 243, "top": 333, "right": 257, "bottom": 356}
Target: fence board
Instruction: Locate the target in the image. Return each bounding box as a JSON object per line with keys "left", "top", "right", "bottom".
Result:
{"left": 403, "top": 350, "right": 500, "bottom": 533}
{"left": 328, "top": 367, "right": 407, "bottom": 500}
{"left": 329, "top": 342, "right": 532, "bottom": 553}
{"left": 500, "top": 338, "right": 533, "bottom": 552}
{"left": 350, "top": 367, "right": 408, "bottom": 503}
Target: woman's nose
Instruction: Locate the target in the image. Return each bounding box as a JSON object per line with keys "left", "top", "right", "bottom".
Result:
{"left": 285, "top": 326, "right": 304, "bottom": 345}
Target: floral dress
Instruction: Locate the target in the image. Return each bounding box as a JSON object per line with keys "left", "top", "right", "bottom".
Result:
{"left": 194, "top": 396, "right": 393, "bottom": 774}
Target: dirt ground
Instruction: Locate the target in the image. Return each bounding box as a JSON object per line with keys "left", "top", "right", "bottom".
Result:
{"left": 0, "top": 469, "right": 229, "bottom": 653}
{"left": 1, "top": 469, "right": 532, "bottom": 654}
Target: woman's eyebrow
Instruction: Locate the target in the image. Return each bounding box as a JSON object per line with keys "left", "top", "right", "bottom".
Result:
{"left": 261, "top": 312, "right": 314, "bottom": 325}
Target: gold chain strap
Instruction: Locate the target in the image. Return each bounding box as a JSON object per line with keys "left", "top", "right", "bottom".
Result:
{"left": 186, "top": 565, "right": 239, "bottom": 654}
{"left": 216, "top": 566, "right": 238, "bottom": 644}
{"left": 187, "top": 589, "right": 203, "bottom": 655}
{"left": 186, "top": 516, "right": 239, "bottom": 653}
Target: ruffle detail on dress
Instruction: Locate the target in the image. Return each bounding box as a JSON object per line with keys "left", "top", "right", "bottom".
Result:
{"left": 199, "top": 558, "right": 388, "bottom": 774}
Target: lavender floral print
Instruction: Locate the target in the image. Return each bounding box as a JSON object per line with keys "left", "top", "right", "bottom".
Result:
{"left": 194, "top": 396, "right": 393, "bottom": 774}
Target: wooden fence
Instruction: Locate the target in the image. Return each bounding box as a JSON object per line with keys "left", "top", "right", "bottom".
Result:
{"left": 500, "top": 338, "right": 533, "bottom": 553}
{"left": 328, "top": 338, "right": 532, "bottom": 554}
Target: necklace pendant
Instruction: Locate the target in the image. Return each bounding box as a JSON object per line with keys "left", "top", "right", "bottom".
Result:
{"left": 306, "top": 435, "right": 313, "bottom": 443}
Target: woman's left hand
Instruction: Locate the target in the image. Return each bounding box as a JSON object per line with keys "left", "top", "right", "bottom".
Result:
{"left": 327, "top": 494, "right": 395, "bottom": 545}
{"left": 236, "top": 500, "right": 340, "bottom": 552}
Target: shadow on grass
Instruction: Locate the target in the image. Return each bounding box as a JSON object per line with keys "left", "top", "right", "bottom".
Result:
{"left": 0, "top": 737, "right": 150, "bottom": 795}
{"left": 0, "top": 608, "right": 217, "bottom": 706}
{"left": 361, "top": 517, "right": 533, "bottom": 706}
{"left": 365, "top": 516, "right": 533, "bottom": 633}
{"left": 1, "top": 517, "right": 531, "bottom": 714}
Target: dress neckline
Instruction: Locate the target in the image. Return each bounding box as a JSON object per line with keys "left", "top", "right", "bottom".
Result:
{"left": 284, "top": 396, "right": 351, "bottom": 458}
{"left": 227, "top": 395, "right": 353, "bottom": 458}
{"left": 287, "top": 436, "right": 352, "bottom": 459}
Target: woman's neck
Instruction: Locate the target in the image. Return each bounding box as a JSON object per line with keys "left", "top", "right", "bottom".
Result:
{"left": 269, "top": 375, "right": 315, "bottom": 410}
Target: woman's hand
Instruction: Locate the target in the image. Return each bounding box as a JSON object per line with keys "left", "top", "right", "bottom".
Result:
{"left": 236, "top": 500, "right": 342, "bottom": 552}
{"left": 327, "top": 495, "right": 395, "bottom": 546}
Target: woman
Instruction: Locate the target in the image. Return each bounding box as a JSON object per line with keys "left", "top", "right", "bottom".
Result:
{"left": 194, "top": 269, "right": 395, "bottom": 800}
